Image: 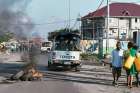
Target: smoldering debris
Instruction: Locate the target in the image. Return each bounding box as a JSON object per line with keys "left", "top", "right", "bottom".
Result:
{"left": 10, "top": 43, "right": 43, "bottom": 81}
{"left": 10, "top": 66, "right": 43, "bottom": 81}
{"left": 0, "top": 0, "right": 44, "bottom": 81}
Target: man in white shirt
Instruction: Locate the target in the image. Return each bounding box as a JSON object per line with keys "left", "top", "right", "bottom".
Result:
{"left": 111, "top": 41, "right": 123, "bottom": 86}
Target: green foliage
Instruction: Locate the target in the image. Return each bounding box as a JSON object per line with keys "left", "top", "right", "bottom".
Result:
{"left": 80, "top": 53, "right": 99, "bottom": 62}
{"left": 55, "top": 28, "right": 79, "bottom": 33}
{"left": 48, "top": 28, "right": 80, "bottom": 41}
{"left": 0, "top": 32, "right": 13, "bottom": 43}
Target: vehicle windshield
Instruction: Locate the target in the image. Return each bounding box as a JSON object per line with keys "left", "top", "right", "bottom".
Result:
{"left": 54, "top": 33, "right": 81, "bottom": 51}
{"left": 42, "top": 42, "right": 51, "bottom": 47}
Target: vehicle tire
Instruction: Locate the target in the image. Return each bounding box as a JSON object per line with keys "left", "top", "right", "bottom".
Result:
{"left": 40, "top": 51, "right": 43, "bottom": 54}
{"left": 48, "top": 61, "right": 51, "bottom": 67}
{"left": 47, "top": 64, "right": 52, "bottom": 70}
{"left": 64, "top": 65, "right": 71, "bottom": 70}
{"left": 75, "top": 65, "right": 81, "bottom": 72}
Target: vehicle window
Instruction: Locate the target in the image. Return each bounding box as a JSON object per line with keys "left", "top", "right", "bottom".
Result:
{"left": 42, "top": 42, "right": 51, "bottom": 47}
{"left": 55, "top": 35, "right": 81, "bottom": 51}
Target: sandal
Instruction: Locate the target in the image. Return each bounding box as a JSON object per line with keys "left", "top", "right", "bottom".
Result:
{"left": 129, "top": 85, "right": 132, "bottom": 88}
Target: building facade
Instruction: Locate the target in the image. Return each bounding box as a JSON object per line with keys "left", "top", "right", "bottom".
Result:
{"left": 81, "top": 3, "right": 140, "bottom": 55}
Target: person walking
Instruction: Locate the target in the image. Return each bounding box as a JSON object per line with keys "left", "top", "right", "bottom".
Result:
{"left": 123, "top": 41, "right": 133, "bottom": 87}
{"left": 111, "top": 41, "right": 123, "bottom": 86}
{"left": 135, "top": 50, "right": 140, "bottom": 87}
{"left": 127, "top": 44, "right": 138, "bottom": 88}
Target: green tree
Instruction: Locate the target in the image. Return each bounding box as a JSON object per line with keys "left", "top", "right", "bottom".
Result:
{"left": 55, "top": 28, "right": 79, "bottom": 33}
{"left": 48, "top": 28, "right": 80, "bottom": 41}
{"left": 0, "top": 32, "right": 13, "bottom": 43}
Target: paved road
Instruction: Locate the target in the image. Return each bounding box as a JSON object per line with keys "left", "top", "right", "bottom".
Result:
{"left": 0, "top": 81, "right": 82, "bottom": 93}
{"left": 0, "top": 52, "right": 140, "bottom": 93}
{"left": 36, "top": 53, "right": 49, "bottom": 65}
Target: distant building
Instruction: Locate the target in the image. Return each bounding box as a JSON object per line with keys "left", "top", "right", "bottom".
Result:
{"left": 81, "top": 3, "right": 140, "bottom": 54}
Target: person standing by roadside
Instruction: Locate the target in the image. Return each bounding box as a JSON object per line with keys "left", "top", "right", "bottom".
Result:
{"left": 111, "top": 41, "right": 123, "bottom": 86}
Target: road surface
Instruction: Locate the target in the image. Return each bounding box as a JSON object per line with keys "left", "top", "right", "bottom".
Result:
{"left": 0, "top": 52, "right": 140, "bottom": 93}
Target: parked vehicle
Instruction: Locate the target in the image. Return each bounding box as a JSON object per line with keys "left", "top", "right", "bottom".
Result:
{"left": 48, "top": 32, "right": 81, "bottom": 71}
{"left": 40, "top": 41, "right": 52, "bottom": 53}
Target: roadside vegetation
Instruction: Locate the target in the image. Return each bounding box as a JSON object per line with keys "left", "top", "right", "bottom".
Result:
{"left": 80, "top": 53, "right": 99, "bottom": 63}
{"left": 0, "top": 32, "right": 13, "bottom": 43}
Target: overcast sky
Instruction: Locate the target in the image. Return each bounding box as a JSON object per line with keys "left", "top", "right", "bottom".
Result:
{"left": 25, "top": 0, "right": 140, "bottom": 38}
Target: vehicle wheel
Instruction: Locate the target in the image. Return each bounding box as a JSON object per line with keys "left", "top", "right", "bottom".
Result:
{"left": 75, "top": 65, "right": 81, "bottom": 72}
{"left": 48, "top": 64, "right": 50, "bottom": 68}
{"left": 47, "top": 64, "right": 52, "bottom": 70}
{"left": 65, "top": 65, "right": 71, "bottom": 70}
{"left": 48, "top": 61, "right": 51, "bottom": 67}
{"left": 40, "top": 51, "right": 43, "bottom": 54}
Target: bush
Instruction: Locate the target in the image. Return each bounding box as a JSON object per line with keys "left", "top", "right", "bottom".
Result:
{"left": 80, "top": 53, "right": 99, "bottom": 62}
{"left": 0, "top": 32, "right": 13, "bottom": 43}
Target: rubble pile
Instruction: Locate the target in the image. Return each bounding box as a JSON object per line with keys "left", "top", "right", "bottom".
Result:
{"left": 10, "top": 64, "right": 43, "bottom": 81}
{"left": 11, "top": 43, "right": 43, "bottom": 81}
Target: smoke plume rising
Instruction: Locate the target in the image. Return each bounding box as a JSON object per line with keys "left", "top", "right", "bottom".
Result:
{"left": 0, "top": 0, "right": 34, "bottom": 40}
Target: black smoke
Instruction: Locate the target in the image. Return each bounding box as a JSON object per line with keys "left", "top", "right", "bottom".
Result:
{"left": 0, "top": 0, "right": 34, "bottom": 40}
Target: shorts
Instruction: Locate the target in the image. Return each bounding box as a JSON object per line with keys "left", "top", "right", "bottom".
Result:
{"left": 112, "top": 67, "right": 122, "bottom": 76}
{"left": 126, "top": 69, "right": 130, "bottom": 76}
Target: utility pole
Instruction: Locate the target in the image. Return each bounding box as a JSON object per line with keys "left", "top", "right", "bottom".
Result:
{"left": 92, "top": 19, "right": 94, "bottom": 53}
{"left": 98, "top": 26, "right": 103, "bottom": 59}
{"left": 137, "top": 29, "right": 140, "bottom": 47}
{"left": 68, "top": 0, "right": 71, "bottom": 32}
{"left": 77, "top": 14, "right": 84, "bottom": 52}
{"left": 106, "top": 0, "right": 110, "bottom": 54}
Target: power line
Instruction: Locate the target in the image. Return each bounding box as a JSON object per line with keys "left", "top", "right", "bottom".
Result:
{"left": 0, "top": 0, "right": 107, "bottom": 27}
{"left": 33, "top": 19, "right": 76, "bottom": 26}
{"left": 97, "top": 0, "right": 105, "bottom": 10}
{"left": 82, "top": 0, "right": 105, "bottom": 19}
{"left": 0, "top": 19, "right": 76, "bottom": 26}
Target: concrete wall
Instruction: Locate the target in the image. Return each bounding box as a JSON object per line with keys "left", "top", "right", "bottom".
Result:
{"left": 131, "top": 18, "right": 140, "bottom": 29}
